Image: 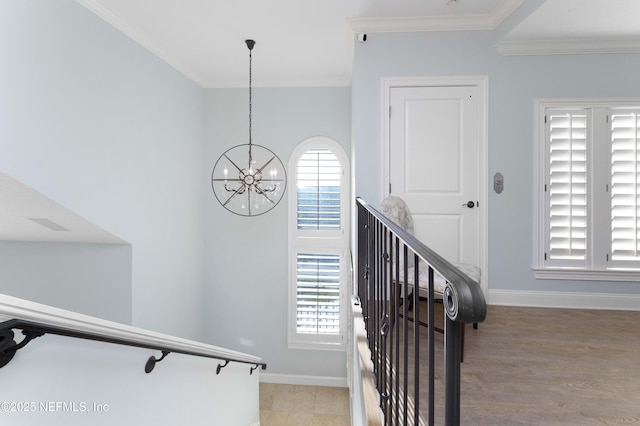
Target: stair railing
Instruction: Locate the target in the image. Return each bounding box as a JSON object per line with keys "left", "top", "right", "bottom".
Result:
{"left": 356, "top": 197, "right": 486, "bottom": 425}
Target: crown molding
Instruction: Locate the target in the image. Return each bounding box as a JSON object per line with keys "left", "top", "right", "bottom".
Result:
{"left": 207, "top": 78, "right": 352, "bottom": 89}
{"left": 348, "top": 0, "right": 523, "bottom": 33}
{"left": 348, "top": 15, "right": 493, "bottom": 33}
{"left": 496, "top": 38, "right": 640, "bottom": 56}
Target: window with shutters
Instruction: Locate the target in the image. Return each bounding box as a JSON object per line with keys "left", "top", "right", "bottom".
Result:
{"left": 288, "top": 137, "right": 350, "bottom": 349}
{"left": 536, "top": 100, "right": 640, "bottom": 281}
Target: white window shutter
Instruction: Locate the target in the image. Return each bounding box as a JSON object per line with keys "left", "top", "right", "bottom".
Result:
{"left": 296, "top": 149, "right": 341, "bottom": 230}
{"left": 545, "top": 110, "right": 589, "bottom": 267}
{"left": 295, "top": 149, "right": 342, "bottom": 334}
{"left": 610, "top": 110, "right": 640, "bottom": 266}
{"left": 295, "top": 253, "right": 341, "bottom": 335}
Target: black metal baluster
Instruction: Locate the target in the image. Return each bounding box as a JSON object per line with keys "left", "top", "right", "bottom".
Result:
{"left": 378, "top": 229, "right": 383, "bottom": 390}
{"left": 380, "top": 228, "right": 389, "bottom": 416}
{"left": 392, "top": 236, "right": 400, "bottom": 426}
{"left": 445, "top": 316, "right": 462, "bottom": 426}
{"left": 413, "top": 254, "right": 420, "bottom": 426}
{"left": 357, "top": 204, "right": 368, "bottom": 319}
{"left": 402, "top": 244, "right": 409, "bottom": 425}
{"left": 377, "top": 220, "right": 384, "bottom": 402}
{"left": 372, "top": 220, "right": 379, "bottom": 392}
{"left": 428, "top": 266, "right": 435, "bottom": 426}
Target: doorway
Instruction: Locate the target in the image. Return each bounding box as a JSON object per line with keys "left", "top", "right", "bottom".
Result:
{"left": 383, "top": 76, "right": 488, "bottom": 293}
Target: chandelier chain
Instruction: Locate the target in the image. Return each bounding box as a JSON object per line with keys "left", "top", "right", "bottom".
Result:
{"left": 248, "top": 43, "right": 253, "bottom": 165}
{"left": 249, "top": 46, "right": 252, "bottom": 147}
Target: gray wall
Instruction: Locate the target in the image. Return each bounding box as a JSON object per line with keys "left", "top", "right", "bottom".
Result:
{"left": 352, "top": 29, "right": 640, "bottom": 302}
{"left": 0, "top": 0, "right": 206, "bottom": 339}
{"left": 0, "top": 6, "right": 263, "bottom": 423}
{"left": 0, "top": 241, "right": 132, "bottom": 323}
{"left": 204, "top": 87, "right": 351, "bottom": 379}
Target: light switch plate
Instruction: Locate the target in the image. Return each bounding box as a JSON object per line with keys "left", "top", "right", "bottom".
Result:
{"left": 494, "top": 172, "right": 504, "bottom": 194}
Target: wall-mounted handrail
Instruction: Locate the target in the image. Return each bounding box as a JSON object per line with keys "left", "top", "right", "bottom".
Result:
{"left": 0, "top": 318, "right": 266, "bottom": 375}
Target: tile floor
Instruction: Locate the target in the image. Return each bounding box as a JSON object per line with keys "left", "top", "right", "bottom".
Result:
{"left": 259, "top": 383, "right": 351, "bottom": 426}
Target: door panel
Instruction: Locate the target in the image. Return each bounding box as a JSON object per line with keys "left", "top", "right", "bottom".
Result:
{"left": 404, "top": 96, "right": 461, "bottom": 193}
{"left": 389, "top": 85, "right": 480, "bottom": 266}
{"left": 413, "top": 214, "right": 461, "bottom": 263}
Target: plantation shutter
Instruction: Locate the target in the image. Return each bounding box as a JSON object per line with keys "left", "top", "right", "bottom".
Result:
{"left": 537, "top": 102, "right": 640, "bottom": 277}
{"left": 610, "top": 110, "right": 640, "bottom": 266}
{"left": 289, "top": 139, "right": 348, "bottom": 347}
{"left": 296, "top": 149, "right": 341, "bottom": 230}
{"left": 295, "top": 253, "right": 341, "bottom": 335}
{"left": 545, "top": 110, "right": 589, "bottom": 266}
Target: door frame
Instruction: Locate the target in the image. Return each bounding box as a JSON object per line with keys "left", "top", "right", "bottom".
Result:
{"left": 382, "top": 75, "right": 489, "bottom": 295}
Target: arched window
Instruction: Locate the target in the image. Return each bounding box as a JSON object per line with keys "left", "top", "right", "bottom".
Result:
{"left": 288, "top": 137, "right": 350, "bottom": 349}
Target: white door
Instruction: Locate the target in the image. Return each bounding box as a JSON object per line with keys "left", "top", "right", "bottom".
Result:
{"left": 387, "top": 82, "right": 483, "bottom": 268}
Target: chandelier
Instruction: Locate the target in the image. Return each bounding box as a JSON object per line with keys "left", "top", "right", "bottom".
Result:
{"left": 211, "top": 40, "right": 287, "bottom": 216}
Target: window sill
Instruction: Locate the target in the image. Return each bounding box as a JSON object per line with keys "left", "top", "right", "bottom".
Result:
{"left": 533, "top": 267, "right": 640, "bottom": 282}
{"left": 288, "top": 339, "right": 345, "bottom": 352}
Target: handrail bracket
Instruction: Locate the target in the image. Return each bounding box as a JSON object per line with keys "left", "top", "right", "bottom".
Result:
{"left": 145, "top": 350, "right": 170, "bottom": 373}
{"left": 0, "top": 326, "right": 44, "bottom": 369}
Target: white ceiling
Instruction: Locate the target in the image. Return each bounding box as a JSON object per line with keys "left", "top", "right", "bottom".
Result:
{"left": 75, "top": 0, "right": 640, "bottom": 88}
{"left": 3, "top": 0, "right": 640, "bottom": 243}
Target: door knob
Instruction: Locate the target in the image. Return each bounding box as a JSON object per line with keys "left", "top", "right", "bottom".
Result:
{"left": 463, "top": 201, "right": 475, "bottom": 208}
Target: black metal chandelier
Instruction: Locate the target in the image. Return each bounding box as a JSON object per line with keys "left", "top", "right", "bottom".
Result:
{"left": 211, "top": 40, "right": 286, "bottom": 216}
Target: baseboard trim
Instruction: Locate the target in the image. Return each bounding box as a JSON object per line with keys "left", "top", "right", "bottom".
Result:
{"left": 260, "top": 372, "right": 348, "bottom": 388}
{"left": 487, "top": 289, "right": 640, "bottom": 311}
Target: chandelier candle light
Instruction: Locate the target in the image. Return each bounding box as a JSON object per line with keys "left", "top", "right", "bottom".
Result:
{"left": 211, "top": 40, "right": 287, "bottom": 216}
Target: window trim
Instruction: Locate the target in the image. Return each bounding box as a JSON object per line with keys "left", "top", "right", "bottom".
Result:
{"left": 287, "top": 136, "right": 350, "bottom": 350}
{"left": 534, "top": 98, "right": 640, "bottom": 281}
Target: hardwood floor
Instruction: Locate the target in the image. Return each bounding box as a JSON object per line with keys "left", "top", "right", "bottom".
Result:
{"left": 428, "top": 304, "right": 640, "bottom": 425}
{"left": 259, "top": 305, "right": 639, "bottom": 425}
